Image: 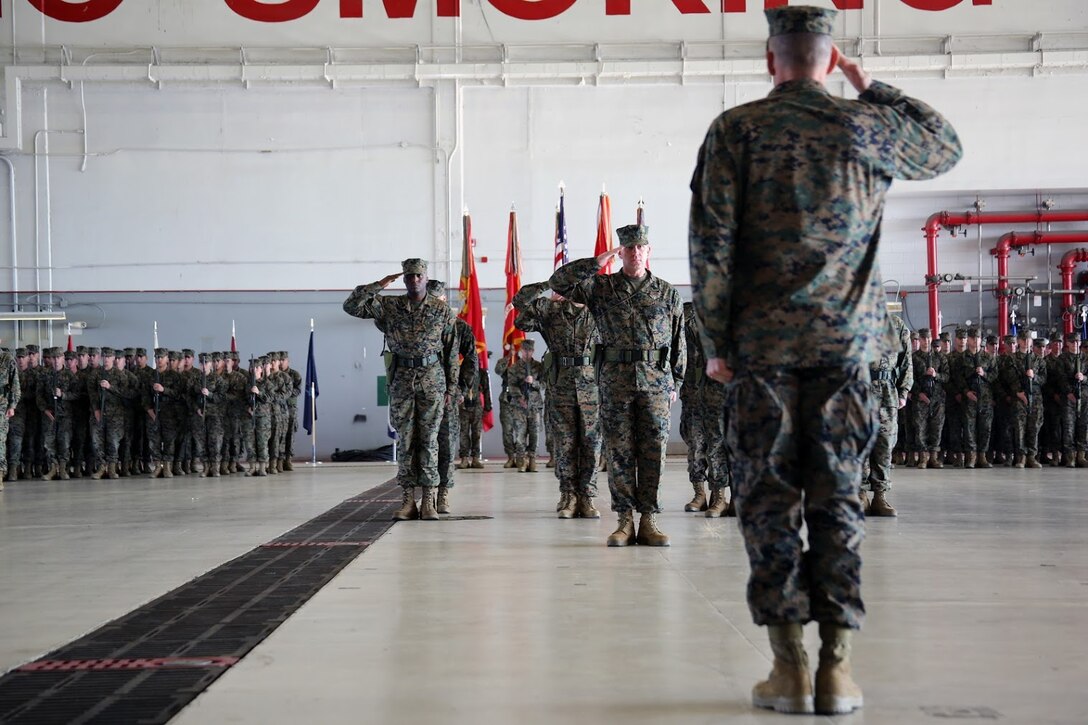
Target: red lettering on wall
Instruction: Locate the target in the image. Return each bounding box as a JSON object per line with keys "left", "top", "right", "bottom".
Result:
{"left": 485, "top": 0, "right": 577, "bottom": 21}
{"left": 340, "top": 0, "right": 460, "bottom": 18}
{"left": 225, "top": 0, "right": 320, "bottom": 23}
{"left": 900, "top": 0, "right": 992, "bottom": 9}
{"left": 608, "top": 0, "right": 713, "bottom": 14}
{"left": 27, "top": 0, "right": 124, "bottom": 23}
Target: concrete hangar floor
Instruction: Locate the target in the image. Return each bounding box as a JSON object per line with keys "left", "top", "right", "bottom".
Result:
{"left": 0, "top": 460, "right": 1084, "bottom": 724}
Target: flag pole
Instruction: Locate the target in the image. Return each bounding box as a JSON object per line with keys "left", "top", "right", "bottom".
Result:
{"left": 310, "top": 318, "right": 317, "bottom": 466}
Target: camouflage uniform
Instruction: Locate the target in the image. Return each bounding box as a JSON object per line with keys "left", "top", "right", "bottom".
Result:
{"left": 88, "top": 350, "right": 135, "bottom": 472}
{"left": 438, "top": 316, "right": 478, "bottom": 488}
{"left": 864, "top": 314, "right": 912, "bottom": 494}
{"left": 459, "top": 361, "right": 491, "bottom": 461}
{"left": 343, "top": 271, "right": 458, "bottom": 491}
{"left": 284, "top": 360, "right": 302, "bottom": 464}
{"left": 953, "top": 338, "right": 997, "bottom": 465}
{"left": 6, "top": 351, "right": 30, "bottom": 480}
{"left": 0, "top": 350, "right": 20, "bottom": 479}
{"left": 1000, "top": 338, "right": 1047, "bottom": 463}
{"left": 249, "top": 361, "right": 273, "bottom": 467}
{"left": 550, "top": 245, "right": 686, "bottom": 517}
{"left": 193, "top": 356, "right": 228, "bottom": 474}
{"left": 503, "top": 348, "right": 545, "bottom": 462}
{"left": 494, "top": 355, "right": 517, "bottom": 459}
{"left": 944, "top": 330, "right": 969, "bottom": 463}
{"left": 911, "top": 337, "right": 948, "bottom": 460}
{"left": 38, "top": 352, "right": 75, "bottom": 477}
{"left": 1051, "top": 342, "right": 1088, "bottom": 463}
{"left": 680, "top": 304, "right": 709, "bottom": 490}
{"left": 688, "top": 47, "right": 961, "bottom": 627}
{"left": 514, "top": 280, "right": 602, "bottom": 500}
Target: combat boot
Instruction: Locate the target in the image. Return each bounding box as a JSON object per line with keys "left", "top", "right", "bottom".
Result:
{"left": 107, "top": 462, "right": 120, "bottom": 480}
{"left": 1013, "top": 454, "right": 1026, "bottom": 468}
{"left": 210, "top": 460, "right": 221, "bottom": 478}
{"left": 574, "top": 495, "right": 600, "bottom": 519}
{"left": 150, "top": 463, "right": 164, "bottom": 478}
{"left": 470, "top": 457, "right": 485, "bottom": 469}
{"left": 1066, "top": 451, "right": 1078, "bottom": 469}
{"left": 965, "top": 452, "right": 976, "bottom": 469}
{"left": 684, "top": 484, "right": 708, "bottom": 512}
{"left": 419, "top": 487, "right": 440, "bottom": 521}
{"left": 221, "top": 461, "right": 231, "bottom": 475}
{"left": 58, "top": 459, "right": 70, "bottom": 481}
{"left": 606, "top": 512, "right": 635, "bottom": 547}
{"left": 283, "top": 459, "right": 294, "bottom": 472}
{"left": 556, "top": 491, "right": 572, "bottom": 513}
{"left": 200, "top": 463, "right": 213, "bottom": 478}
{"left": 814, "top": 624, "right": 863, "bottom": 715}
{"left": 90, "top": 464, "right": 107, "bottom": 480}
{"left": 525, "top": 456, "right": 538, "bottom": 473}
{"left": 0, "top": 474, "right": 4, "bottom": 491}
{"left": 436, "top": 486, "right": 451, "bottom": 514}
{"left": 503, "top": 456, "right": 517, "bottom": 469}
{"left": 858, "top": 490, "right": 870, "bottom": 514}
{"left": 248, "top": 462, "right": 267, "bottom": 477}
{"left": 393, "top": 488, "right": 418, "bottom": 520}
{"left": 5, "top": 466, "right": 17, "bottom": 482}
{"left": 1026, "top": 454, "right": 1043, "bottom": 469}
{"left": 927, "top": 451, "right": 943, "bottom": 469}
{"left": 1077, "top": 451, "right": 1088, "bottom": 468}
{"left": 267, "top": 461, "right": 278, "bottom": 475}
{"left": 913, "top": 451, "right": 928, "bottom": 468}
{"left": 636, "top": 513, "right": 670, "bottom": 547}
{"left": 41, "top": 463, "right": 59, "bottom": 481}
{"left": 163, "top": 463, "right": 174, "bottom": 478}
{"left": 868, "top": 491, "right": 897, "bottom": 517}
{"left": 276, "top": 458, "right": 285, "bottom": 473}
{"left": 976, "top": 452, "right": 992, "bottom": 469}
{"left": 456, "top": 456, "right": 469, "bottom": 470}
{"left": 752, "top": 623, "right": 814, "bottom": 714}
{"left": 546, "top": 455, "right": 556, "bottom": 468}
{"left": 558, "top": 495, "right": 577, "bottom": 519}
{"left": 515, "top": 455, "right": 526, "bottom": 472}
{"left": 172, "top": 461, "right": 182, "bottom": 476}
{"left": 706, "top": 488, "right": 728, "bottom": 518}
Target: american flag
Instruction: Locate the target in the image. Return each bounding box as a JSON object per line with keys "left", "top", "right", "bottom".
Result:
{"left": 554, "top": 187, "right": 569, "bottom": 270}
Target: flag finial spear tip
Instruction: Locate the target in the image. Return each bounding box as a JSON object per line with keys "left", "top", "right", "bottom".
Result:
{"left": 558, "top": 180, "right": 566, "bottom": 192}
{"left": 602, "top": 183, "right": 606, "bottom": 194}
{"left": 463, "top": 206, "right": 469, "bottom": 216}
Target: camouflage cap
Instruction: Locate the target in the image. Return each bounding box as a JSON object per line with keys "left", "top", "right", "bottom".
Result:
{"left": 1035, "top": 337, "right": 1049, "bottom": 347}
{"left": 1006, "top": 333, "right": 1019, "bottom": 342}
{"left": 211, "top": 352, "right": 223, "bottom": 362}
{"left": 426, "top": 279, "right": 447, "bottom": 298}
{"left": 402, "top": 258, "right": 428, "bottom": 275}
{"left": 87, "top": 347, "right": 101, "bottom": 355}
{"left": 41, "top": 347, "right": 56, "bottom": 357}
{"left": 231, "top": 351, "right": 240, "bottom": 361}
{"left": 123, "top": 347, "right": 135, "bottom": 357}
{"left": 918, "top": 327, "right": 931, "bottom": 338}
{"left": 520, "top": 339, "right": 535, "bottom": 350}
{"left": 278, "top": 351, "right": 288, "bottom": 359}
{"left": 258, "top": 355, "right": 270, "bottom": 365}
{"left": 168, "top": 350, "right": 182, "bottom": 361}
{"left": 967, "top": 328, "right": 982, "bottom": 339}
{"left": 765, "top": 5, "right": 837, "bottom": 37}
{"left": 985, "top": 335, "right": 997, "bottom": 345}
{"left": 1016, "top": 329, "right": 1031, "bottom": 341}
{"left": 938, "top": 332, "right": 951, "bottom": 341}
{"left": 182, "top": 348, "right": 195, "bottom": 358}
{"left": 616, "top": 224, "right": 650, "bottom": 248}
{"left": 76, "top": 345, "right": 87, "bottom": 354}
{"left": 154, "top": 347, "right": 169, "bottom": 359}
{"left": 14, "top": 347, "right": 26, "bottom": 358}
{"left": 26, "top": 344, "right": 40, "bottom": 354}
{"left": 101, "top": 346, "right": 115, "bottom": 357}
{"left": 1065, "top": 332, "right": 1081, "bottom": 343}
{"left": 135, "top": 347, "right": 147, "bottom": 357}
{"left": 954, "top": 328, "right": 968, "bottom": 340}
{"left": 198, "top": 352, "right": 209, "bottom": 363}
{"left": 64, "top": 350, "right": 78, "bottom": 361}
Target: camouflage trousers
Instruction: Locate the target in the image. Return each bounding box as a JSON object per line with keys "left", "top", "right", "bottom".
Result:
{"left": 499, "top": 397, "right": 516, "bottom": 456}
{"left": 599, "top": 386, "right": 671, "bottom": 514}
{"left": 71, "top": 403, "right": 90, "bottom": 471}
{"left": 41, "top": 413, "right": 72, "bottom": 466}
{"left": 227, "top": 406, "right": 248, "bottom": 463}
{"left": 944, "top": 399, "right": 964, "bottom": 454}
{"left": 727, "top": 367, "right": 874, "bottom": 630}
{"left": 911, "top": 397, "right": 945, "bottom": 452}
{"left": 201, "top": 413, "right": 226, "bottom": 464}
{"left": 702, "top": 380, "right": 731, "bottom": 490}
{"left": 1061, "top": 399, "right": 1088, "bottom": 455}
{"left": 863, "top": 406, "right": 897, "bottom": 493}
{"left": 148, "top": 407, "right": 186, "bottom": 465}
{"left": 437, "top": 398, "right": 461, "bottom": 489}
{"left": 285, "top": 403, "right": 298, "bottom": 459}
{"left": 6, "top": 411, "right": 26, "bottom": 469}
{"left": 189, "top": 411, "right": 208, "bottom": 463}
{"left": 389, "top": 371, "right": 445, "bottom": 490}
{"left": 510, "top": 403, "right": 542, "bottom": 457}
{"left": 549, "top": 395, "right": 601, "bottom": 497}
{"left": 0, "top": 415, "right": 10, "bottom": 472}
{"left": 962, "top": 395, "right": 994, "bottom": 453}
{"left": 90, "top": 407, "right": 126, "bottom": 465}
{"left": 272, "top": 405, "right": 289, "bottom": 461}
{"left": 543, "top": 395, "right": 555, "bottom": 457}
{"left": 250, "top": 411, "right": 272, "bottom": 463}
{"left": 458, "top": 404, "right": 483, "bottom": 458}
{"left": 119, "top": 408, "right": 136, "bottom": 467}
{"left": 680, "top": 394, "right": 708, "bottom": 485}
{"left": 1013, "top": 399, "right": 1044, "bottom": 457}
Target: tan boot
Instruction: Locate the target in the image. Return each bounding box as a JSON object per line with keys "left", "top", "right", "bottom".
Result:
{"left": 1013, "top": 454, "right": 1026, "bottom": 469}
{"left": 976, "top": 452, "right": 992, "bottom": 469}
{"left": 5, "top": 466, "right": 17, "bottom": 482}
{"left": 556, "top": 491, "right": 572, "bottom": 513}
{"left": 574, "top": 495, "right": 600, "bottom": 519}
{"left": 419, "top": 487, "right": 439, "bottom": 521}
{"left": 636, "top": 513, "right": 670, "bottom": 547}
{"left": 456, "top": 456, "right": 469, "bottom": 470}
{"left": 90, "top": 464, "right": 107, "bottom": 480}
{"left": 1026, "top": 454, "right": 1043, "bottom": 469}
{"left": 706, "top": 488, "right": 728, "bottom": 518}
{"left": 868, "top": 491, "right": 897, "bottom": 517}
{"left": 927, "top": 450, "right": 943, "bottom": 469}
{"left": 913, "top": 451, "right": 928, "bottom": 468}
{"left": 41, "top": 463, "right": 59, "bottom": 481}
{"left": 515, "top": 455, "right": 526, "bottom": 472}
{"left": 470, "top": 457, "right": 485, "bottom": 469}
{"left": 436, "top": 486, "right": 451, "bottom": 515}
{"left": 815, "top": 624, "right": 863, "bottom": 715}
{"left": 283, "top": 459, "right": 294, "bottom": 472}
{"left": 685, "top": 484, "right": 708, "bottom": 512}
{"left": 221, "top": 461, "right": 232, "bottom": 475}
{"left": 200, "top": 463, "right": 213, "bottom": 478}
{"left": 1077, "top": 451, "right": 1088, "bottom": 468}
{"left": 393, "top": 488, "right": 418, "bottom": 521}
{"left": 752, "top": 623, "right": 814, "bottom": 714}
{"left": 858, "top": 490, "right": 870, "bottom": 514}
{"left": 558, "top": 494, "right": 577, "bottom": 519}
{"left": 1066, "top": 451, "right": 1078, "bottom": 469}
{"left": 267, "top": 461, "right": 278, "bottom": 475}
{"left": 606, "top": 512, "right": 635, "bottom": 547}
{"left": 525, "top": 456, "right": 537, "bottom": 473}
{"left": 58, "top": 459, "right": 70, "bottom": 481}
{"left": 150, "top": 463, "right": 164, "bottom": 479}
{"left": 965, "top": 452, "right": 976, "bottom": 469}
{"left": 503, "top": 456, "right": 517, "bottom": 469}
{"left": 107, "top": 462, "right": 120, "bottom": 480}
{"left": 210, "top": 460, "right": 221, "bottom": 478}
{"left": 546, "top": 455, "right": 556, "bottom": 469}
{"left": 275, "top": 458, "right": 284, "bottom": 473}
{"left": 248, "top": 462, "right": 267, "bottom": 477}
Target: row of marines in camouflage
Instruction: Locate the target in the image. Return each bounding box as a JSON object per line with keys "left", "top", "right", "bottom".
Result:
{"left": 688, "top": 4, "right": 962, "bottom": 716}
{"left": 897, "top": 326, "right": 1088, "bottom": 469}
{"left": 0, "top": 345, "right": 301, "bottom": 489}
{"left": 493, "top": 339, "right": 546, "bottom": 473}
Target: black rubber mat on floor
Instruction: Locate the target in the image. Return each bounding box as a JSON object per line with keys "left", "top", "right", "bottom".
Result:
{"left": 0, "top": 480, "right": 402, "bottom": 725}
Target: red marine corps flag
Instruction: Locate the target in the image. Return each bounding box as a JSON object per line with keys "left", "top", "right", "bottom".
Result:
{"left": 458, "top": 210, "right": 494, "bottom": 432}
{"left": 503, "top": 206, "right": 525, "bottom": 361}
{"left": 594, "top": 185, "right": 614, "bottom": 275}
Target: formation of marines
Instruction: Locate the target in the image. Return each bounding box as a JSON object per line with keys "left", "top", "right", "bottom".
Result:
{"left": 0, "top": 344, "right": 302, "bottom": 490}
{"left": 895, "top": 326, "right": 1088, "bottom": 471}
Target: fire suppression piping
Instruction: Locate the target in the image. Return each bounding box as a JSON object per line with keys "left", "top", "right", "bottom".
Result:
{"left": 925, "top": 210, "right": 1088, "bottom": 334}
{"left": 1059, "top": 248, "right": 1088, "bottom": 335}
{"left": 990, "top": 231, "right": 1088, "bottom": 336}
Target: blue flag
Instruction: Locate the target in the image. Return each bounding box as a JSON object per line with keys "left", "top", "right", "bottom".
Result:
{"left": 303, "top": 330, "right": 319, "bottom": 435}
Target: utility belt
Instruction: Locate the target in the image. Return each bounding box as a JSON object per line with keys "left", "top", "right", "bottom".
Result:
{"left": 872, "top": 369, "right": 894, "bottom": 382}
{"left": 395, "top": 353, "right": 439, "bottom": 369}
{"left": 557, "top": 355, "right": 593, "bottom": 368}
{"left": 599, "top": 347, "right": 667, "bottom": 365}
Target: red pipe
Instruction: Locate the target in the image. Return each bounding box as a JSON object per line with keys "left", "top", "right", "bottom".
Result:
{"left": 990, "top": 232, "right": 1088, "bottom": 336}
{"left": 925, "top": 210, "right": 1088, "bottom": 334}
{"left": 1059, "top": 248, "right": 1088, "bottom": 335}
